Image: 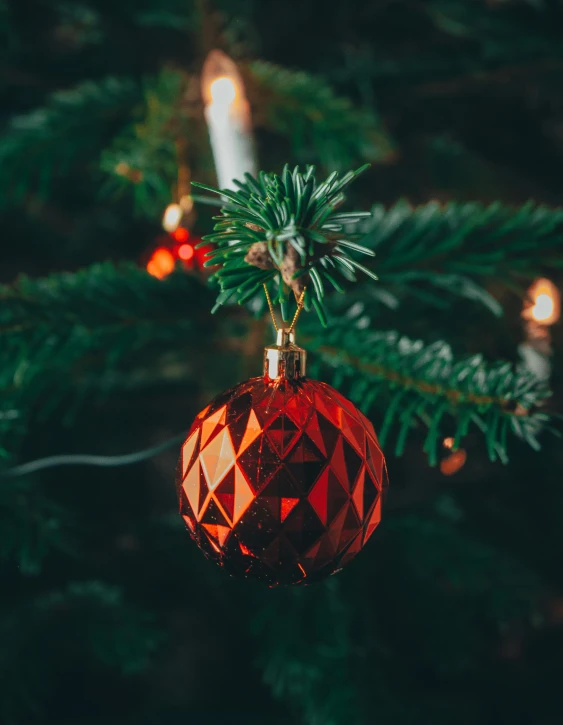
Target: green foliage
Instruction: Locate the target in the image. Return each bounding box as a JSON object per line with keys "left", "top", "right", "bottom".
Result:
{"left": 0, "top": 252, "right": 554, "bottom": 469}
{"left": 0, "top": 77, "right": 139, "bottom": 209}
{"left": 304, "top": 311, "right": 551, "bottom": 465}
{"left": 195, "top": 164, "right": 377, "bottom": 325}
{"left": 2, "top": 3, "right": 563, "bottom": 723}
{"left": 0, "top": 478, "right": 73, "bottom": 574}
{"left": 356, "top": 200, "right": 563, "bottom": 312}
{"left": 254, "top": 508, "right": 542, "bottom": 725}
{"left": 100, "top": 69, "right": 190, "bottom": 217}
{"left": 255, "top": 581, "right": 364, "bottom": 725}
{"left": 246, "top": 61, "right": 393, "bottom": 169}
{"left": 0, "top": 263, "right": 217, "bottom": 457}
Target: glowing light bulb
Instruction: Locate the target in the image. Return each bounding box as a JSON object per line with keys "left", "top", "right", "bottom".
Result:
{"left": 178, "top": 244, "right": 194, "bottom": 261}
{"left": 162, "top": 203, "right": 183, "bottom": 232}
{"left": 532, "top": 293, "right": 555, "bottom": 323}
{"left": 524, "top": 278, "right": 560, "bottom": 326}
{"left": 147, "top": 248, "right": 175, "bottom": 279}
{"left": 172, "top": 227, "right": 189, "bottom": 243}
{"left": 210, "top": 77, "right": 237, "bottom": 109}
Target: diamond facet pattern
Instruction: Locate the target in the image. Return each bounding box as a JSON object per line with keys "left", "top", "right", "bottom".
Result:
{"left": 176, "top": 377, "right": 388, "bottom": 586}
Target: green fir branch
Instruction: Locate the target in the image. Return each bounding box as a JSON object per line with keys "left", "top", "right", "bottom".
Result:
{"left": 246, "top": 61, "right": 394, "bottom": 168}
{"left": 357, "top": 200, "right": 563, "bottom": 312}
{"left": 304, "top": 313, "right": 552, "bottom": 465}
{"left": 100, "top": 69, "right": 190, "bottom": 217}
{"left": 194, "top": 164, "right": 378, "bottom": 325}
{"left": 0, "top": 263, "right": 217, "bottom": 457}
{"left": 0, "top": 77, "right": 140, "bottom": 208}
{"left": 0, "top": 477, "right": 74, "bottom": 574}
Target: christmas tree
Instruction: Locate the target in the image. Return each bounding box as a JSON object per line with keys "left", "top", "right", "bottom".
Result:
{"left": 2, "top": 1, "right": 563, "bottom": 723}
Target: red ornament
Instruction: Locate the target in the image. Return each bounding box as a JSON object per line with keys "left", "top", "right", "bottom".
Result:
{"left": 176, "top": 329, "right": 387, "bottom": 586}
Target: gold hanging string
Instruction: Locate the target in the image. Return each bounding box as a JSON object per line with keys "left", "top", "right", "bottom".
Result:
{"left": 288, "top": 288, "right": 307, "bottom": 333}
{"left": 263, "top": 284, "right": 279, "bottom": 332}
{"left": 263, "top": 284, "right": 307, "bottom": 334}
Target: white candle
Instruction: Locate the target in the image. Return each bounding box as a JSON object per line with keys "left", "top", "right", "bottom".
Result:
{"left": 202, "top": 51, "right": 256, "bottom": 191}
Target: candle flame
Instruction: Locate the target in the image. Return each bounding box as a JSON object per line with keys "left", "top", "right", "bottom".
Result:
{"left": 210, "top": 77, "right": 237, "bottom": 108}
{"left": 524, "top": 278, "right": 560, "bottom": 325}
{"left": 532, "top": 293, "right": 554, "bottom": 323}
{"left": 201, "top": 49, "right": 247, "bottom": 111}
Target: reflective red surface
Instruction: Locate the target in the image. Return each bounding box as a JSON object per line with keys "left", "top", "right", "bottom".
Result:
{"left": 176, "top": 376, "right": 388, "bottom": 585}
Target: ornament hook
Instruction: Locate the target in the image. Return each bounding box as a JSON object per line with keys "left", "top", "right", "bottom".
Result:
{"left": 264, "top": 327, "right": 307, "bottom": 381}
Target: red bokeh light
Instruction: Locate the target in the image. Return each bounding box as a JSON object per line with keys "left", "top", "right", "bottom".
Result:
{"left": 178, "top": 244, "right": 194, "bottom": 261}
{"left": 172, "top": 227, "right": 190, "bottom": 243}
{"left": 146, "top": 232, "right": 213, "bottom": 279}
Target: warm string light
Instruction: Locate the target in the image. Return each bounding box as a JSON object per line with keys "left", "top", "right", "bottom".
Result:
{"left": 523, "top": 278, "right": 560, "bottom": 326}
{"left": 440, "top": 437, "right": 467, "bottom": 476}
{"left": 147, "top": 248, "right": 175, "bottom": 280}
{"left": 162, "top": 195, "right": 194, "bottom": 233}
{"left": 146, "top": 229, "right": 213, "bottom": 280}
{"left": 150, "top": 194, "right": 203, "bottom": 279}
{"left": 173, "top": 227, "right": 189, "bottom": 243}
{"left": 178, "top": 244, "right": 194, "bottom": 261}
{"left": 532, "top": 293, "right": 555, "bottom": 323}
{"left": 162, "top": 203, "right": 183, "bottom": 233}
{"left": 201, "top": 50, "right": 256, "bottom": 190}
{"left": 519, "top": 277, "right": 560, "bottom": 383}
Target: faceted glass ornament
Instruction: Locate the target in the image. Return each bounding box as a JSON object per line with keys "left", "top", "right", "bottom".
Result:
{"left": 176, "top": 376, "right": 388, "bottom": 586}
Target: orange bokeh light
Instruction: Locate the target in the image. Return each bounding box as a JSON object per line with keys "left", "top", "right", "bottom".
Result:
{"left": 147, "top": 247, "right": 175, "bottom": 279}
{"left": 178, "top": 243, "right": 194, "bottom": 261}
{"left": 172, "top": 227, "right": 190, "bottom": 243}
{"left": 524, "top": 278, "right": 560, "bottom": 325}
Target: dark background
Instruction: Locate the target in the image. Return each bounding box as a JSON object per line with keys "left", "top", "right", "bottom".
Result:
{"left": 1, "top": 1, "right": 563, "bottom": 724}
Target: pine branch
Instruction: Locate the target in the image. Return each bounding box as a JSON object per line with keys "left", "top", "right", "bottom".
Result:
{"left": 357, "top": 200, "right": 563, "bottom": 313}
{"left": 245, "top": 61, "right": 394, "bottom": 168}
{"left": 0, "top": 77, "right": 140, "bottom": 208}
{"left": 100, "top": 69, "right": 190, "bottom": 217}
{"left": 194, "top": 164, "right": 378, "bottom": 325}
{"left": 0, "top": 263, "right": 217, "bottom": 457}
{"left": 1, "top": 258, "right": 553, "bottom": 467}
{"left": 303, "top": 313, "right": 552, "bottom": 465}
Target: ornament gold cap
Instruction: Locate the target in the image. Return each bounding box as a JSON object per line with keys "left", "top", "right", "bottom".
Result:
{"left": 264, "top": 328, "right": 307, "bottom": 381}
